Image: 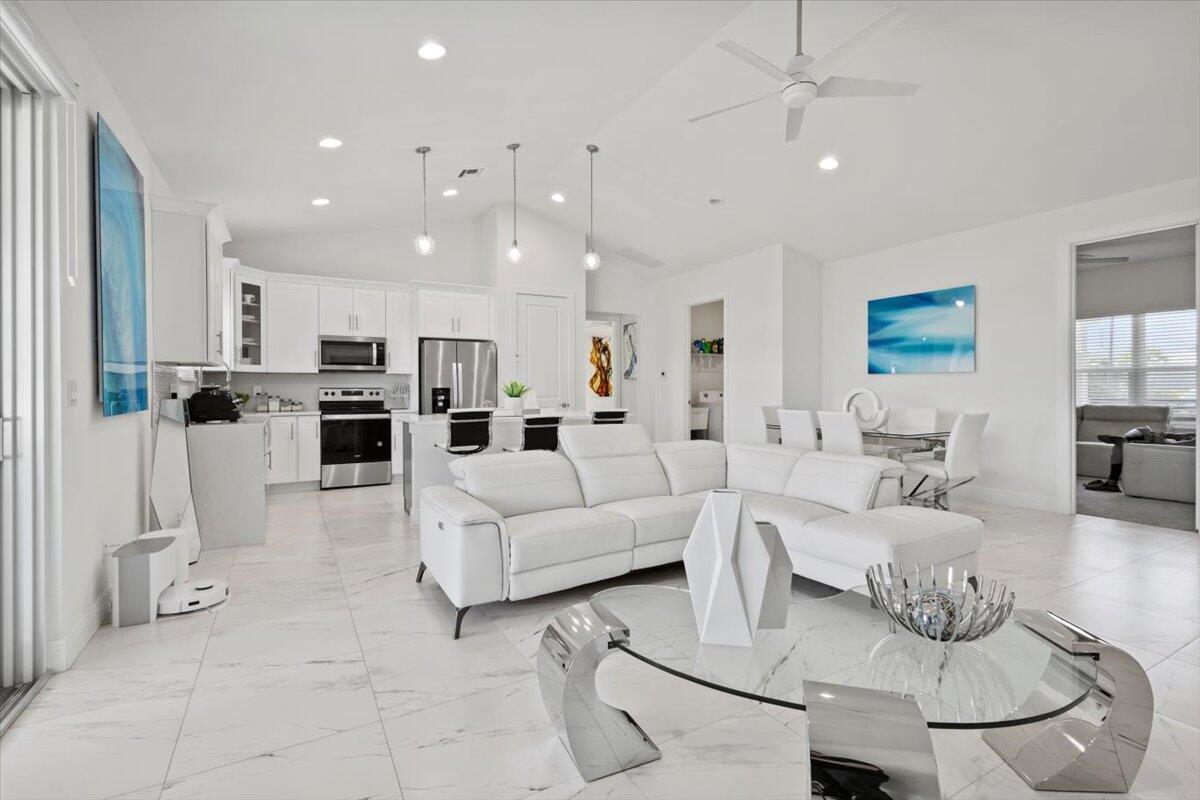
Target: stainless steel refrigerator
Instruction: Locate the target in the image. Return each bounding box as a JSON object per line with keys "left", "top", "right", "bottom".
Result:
{"left": 418, "top": 338, "right": 498, "bottom": 413}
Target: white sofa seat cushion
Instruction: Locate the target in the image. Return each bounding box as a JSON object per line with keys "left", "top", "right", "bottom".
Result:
{"left": 797, "top": 506, "right": 983, "bottom": 573}
{"left": 447, "top": 450, "right": 584, "bottom": 517}
{"left": 739, "top": 491, "right": 840, "bottom": 553}
{"left": 654, "top": 440, "right": 726, "bottom": 495}
{"left": 560, "top": 424, "right": 670, "bottom": 506}
{"left": 726, "top": 443, "right": 807, "bottom": 495}
{"left": 504, "top": 507, "right": 634, "bottom": 574}
{"left": 594, "top": 493, "right": 706, "bottom": 547}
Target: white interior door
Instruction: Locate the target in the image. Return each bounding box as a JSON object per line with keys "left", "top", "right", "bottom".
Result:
{"left": 516, "top": 293, "right": 572, "bottom": 411}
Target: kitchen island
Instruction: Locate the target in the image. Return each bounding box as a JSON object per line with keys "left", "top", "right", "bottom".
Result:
{"left": 398, "top": 410, "right": 595, "bottom": 514}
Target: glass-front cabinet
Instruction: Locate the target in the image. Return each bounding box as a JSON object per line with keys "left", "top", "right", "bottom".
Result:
{"left": 234, "top": 270, "right": 267, "bottom": 372}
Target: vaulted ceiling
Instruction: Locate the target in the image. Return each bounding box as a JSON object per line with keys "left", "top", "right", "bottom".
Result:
{"left": 68, "top": 0, "right": 1200, "bottom": 274}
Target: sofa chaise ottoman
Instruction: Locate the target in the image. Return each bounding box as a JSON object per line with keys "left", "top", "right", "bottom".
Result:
{"left": 418, "top": 424, "right": 984, "bottom": 637}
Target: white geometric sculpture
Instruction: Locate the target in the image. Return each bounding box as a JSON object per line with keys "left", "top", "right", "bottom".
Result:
{"left": 842, "top": 387, "right": 889, "bottom": 430}
{"left": 682, "top": 490, "right": 793, "bottom": 647}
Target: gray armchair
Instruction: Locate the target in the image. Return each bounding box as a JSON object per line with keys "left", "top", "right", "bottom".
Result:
{"left": 1076, "top": 404, "right": 1170, "bottom": 479}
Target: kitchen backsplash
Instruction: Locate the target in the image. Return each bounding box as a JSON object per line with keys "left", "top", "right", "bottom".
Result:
{"left": 225, "top": 372, "right": 413, "bottom": 410}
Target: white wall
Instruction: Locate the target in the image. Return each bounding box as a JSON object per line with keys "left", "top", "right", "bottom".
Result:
{"left": 782, "top": 247, "right": 823, "bottom": 410}
{"left": 652, "top": 244, "right": 785, "bottom": 444}
{"left": 1076, "top": 254, "right": 1195, "bottom": 319}
{"left": 820, "top": 179, "right": 1200, "bottom": 511}
{"left": 20, "top": 0, "right": 175, "bottom": 667}
{"left": 226, "top": 218, "right": 484, "bottom": 285}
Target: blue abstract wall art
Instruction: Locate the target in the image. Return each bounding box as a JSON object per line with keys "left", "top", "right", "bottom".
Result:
{"left": 94, "top": 115, "right": 148, "bottom": 416}
{"left": 868, "top": 285, "right": 976, "bottom": 374}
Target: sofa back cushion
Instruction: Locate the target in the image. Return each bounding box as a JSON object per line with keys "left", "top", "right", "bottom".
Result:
{"left": 1077, "top": 404, "right": 1170, "bottom": 442}
{"left": 654, "top": 441, "right": 726, "bottom": 495}
{"left": 783, "top": 455, "right": 883, "bottom": 512}
{"left": 726, "top": 443, "right": 806, "bottom": 495}
{"left": 559, "top": 424, "right": 670, "bottom": 506}
{"left": 447, "top": 450, "right": 584, "bottom": 517}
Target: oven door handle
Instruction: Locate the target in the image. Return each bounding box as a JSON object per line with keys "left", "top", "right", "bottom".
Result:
{"left": 321, "top": 413, "right": 392, "bottom": 421}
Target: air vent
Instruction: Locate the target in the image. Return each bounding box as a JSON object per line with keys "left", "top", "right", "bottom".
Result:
{"left": 616, "top": 247, "right": 666, "bottom": 270}
{"left": 457, "top": 167, "right": 485, "bottom": 178}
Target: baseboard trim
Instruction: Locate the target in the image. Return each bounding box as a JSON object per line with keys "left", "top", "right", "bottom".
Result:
{"left": 955, "top": 484, "right": 1058, "bottom": 513}
{"left": 46, "top": 592, "right": 108, "bottom": 672}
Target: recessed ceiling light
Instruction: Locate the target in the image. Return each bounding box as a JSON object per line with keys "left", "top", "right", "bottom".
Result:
{"left": 311, "top": 198, "right": 330, "bottom": 206}
{"left": 317, "top": 137, "right": 343, "bottom": 149}
{"left": 442, "top": 188, "right": 459, "bottom": 197}
{"left": 708, "top": 197, "right": 724, "bottom": 205}
{"left": 417, "top": 41, "right": 446, "bottom": 60}
{"left": 818, "top": 155, "right": 840, "bottom": 171}
{"left": 549, "top": 192, "right": 565, "bottom": 204}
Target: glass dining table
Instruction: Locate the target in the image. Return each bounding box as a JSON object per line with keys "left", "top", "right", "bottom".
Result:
{"left": 537, "top": 583, "right": 1153, "bottom": 799}
{"left": 765, "top": 421, "right": 952, "bottom": 457}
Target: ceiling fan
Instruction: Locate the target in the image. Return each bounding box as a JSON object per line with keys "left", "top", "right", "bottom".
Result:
{"left": 1077, "top": 252, "right": 1130, "bottom": 265}
{"left": 689, "top": 0, "right": 919, "bottom": 142}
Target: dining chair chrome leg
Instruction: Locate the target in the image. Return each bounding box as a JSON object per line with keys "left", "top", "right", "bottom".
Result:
{"left": 537, "top": 599, "right": 660, "bottom": 781}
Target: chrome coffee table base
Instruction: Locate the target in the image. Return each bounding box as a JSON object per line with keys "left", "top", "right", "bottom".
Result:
{"left": 536, "top": 599, "right": 661, "bottom": 781}
{"left": 983, "top": 609, "right": 1153, "bottom": 793}
{"left": 537, "top": 600, "right": 943, "bottom": 798}
{"left": 806, "top": 679, "right": 941, "bottom": 800}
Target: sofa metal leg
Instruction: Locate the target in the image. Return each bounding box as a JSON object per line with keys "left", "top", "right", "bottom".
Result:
{"left": 453, "top": 606, "right": 471, "bottom": 639}
{"left": 415, "top": 562, "right": 426, "bottom": 583}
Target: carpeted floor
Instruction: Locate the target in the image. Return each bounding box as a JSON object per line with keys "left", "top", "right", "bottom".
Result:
{"left": 1076, "top": 476, "right": 1197, "bottom": 531}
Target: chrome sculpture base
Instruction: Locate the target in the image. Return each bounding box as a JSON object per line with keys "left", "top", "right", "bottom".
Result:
{"left": 536, "top": 599, "right": 661, "bottom": 781}
{"left": 984, "top": 609, "right": 1153, "bottom": 793}
{"left": 806, "top": 679, "right": 942, "bottom": 800}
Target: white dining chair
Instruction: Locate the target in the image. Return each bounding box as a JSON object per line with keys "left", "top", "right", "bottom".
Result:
{"left": 817, "top": 411, "right": 864, "bottom": 455}
{"left": 906, "top": 412, "right": 988, "bottom": 510}
{"left": 778, "top": 409, "right": 818, "bottom": 450}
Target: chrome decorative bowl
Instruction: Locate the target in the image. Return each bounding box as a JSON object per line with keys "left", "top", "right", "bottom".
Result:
{"left": 866, "top": 563, "right": 1015, "bottom": 643}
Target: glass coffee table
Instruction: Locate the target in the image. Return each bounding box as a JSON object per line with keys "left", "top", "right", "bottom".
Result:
{"left": 537, "top": 584, "right": 1153, "bottom": 799}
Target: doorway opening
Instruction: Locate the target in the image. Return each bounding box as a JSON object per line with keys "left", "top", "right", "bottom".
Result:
{"left": 585, "top": 317, "right": 620, "bottom": 412}
{"left": 687, "top": 299, "right": 726, "bottom": 442}
{"left": 1072, "top": 224, "right": 1198, "bottom": 531}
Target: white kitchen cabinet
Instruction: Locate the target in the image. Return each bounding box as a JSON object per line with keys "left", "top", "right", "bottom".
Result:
{"left": 417, "top": 289, "right": 493, "bottom": 339}
{"left": 356, "top": 289, "right": 386, "bottom": 337}
{"left": 391, "top": 414, "right": 406, "bottom": 476}
{"left": 385, "top": 290, "right": 412, "bottom": 374}
{"left": 266, "top": 281, "right": 319, "bottom": 373}
{"left": 150, "top": 197, "right": 230, "bottom": 365}
{"left": 297, "top": 416, "right": 321, "bottom": 482}
{"left": 320, "top": 286, "right": 386, "bottom": 337}
{"left": 319, "top": 285, "right": 355, "bottom": 336}
{"left": 266, "top": 417, "right": 298, "bottom": 485}
{"left": 233, "top": 267, "right": 267, "bottom": 372}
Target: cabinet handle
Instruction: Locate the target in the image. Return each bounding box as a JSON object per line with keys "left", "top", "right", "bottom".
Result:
{"left": 217, "top": 330, "right": 223, "bottom": 354}
{"left": 313, "top": 350, "right": 318, "bottom": 367}
{"left": 267, "top": 450, "right": 273, "bottom": 469}
{"left": 291, "top": 423, "right": 295, "bottom": 440}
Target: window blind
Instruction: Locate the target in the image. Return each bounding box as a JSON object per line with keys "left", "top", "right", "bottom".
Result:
{"left": 1075, "top": 309, "right": 1197, "bottom": 423}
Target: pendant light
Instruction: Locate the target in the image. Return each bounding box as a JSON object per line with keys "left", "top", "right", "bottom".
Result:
{"left": 506, "top": 143, "right": 523, "bottom": 263}
{"left": 583, "top": 144, "right": 601, "bottom": 271}
{"left": 413, "top": 146, "right": 436, "bottom": 256}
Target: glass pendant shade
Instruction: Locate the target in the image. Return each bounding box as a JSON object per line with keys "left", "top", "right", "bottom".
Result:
{"left": 414, "top": 233, "right": 436, "bottom": 256}
{"left": 507, "top": 241, "right": 523, "bottom": 263}
{"left": 583, "top": 249, "right": 601, "bottom": 271}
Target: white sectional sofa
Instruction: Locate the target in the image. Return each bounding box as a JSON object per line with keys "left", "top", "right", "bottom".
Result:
{"left": 417, "top": 424, "right": 983, "bottom": 637}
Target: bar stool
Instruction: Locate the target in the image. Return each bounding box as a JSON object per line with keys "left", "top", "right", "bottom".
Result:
{"left": 590, "top": 409, "right": 628, "bottom": 425}
{"left": 434, "top": 408, "right": 494, "bottom": 455}
{"left": 504, "top": 414, "right": 563, "bottom": 452}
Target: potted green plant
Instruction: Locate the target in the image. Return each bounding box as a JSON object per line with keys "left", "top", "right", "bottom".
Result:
{"left": 501, "top": 380, "right": 529, "bottom": 411}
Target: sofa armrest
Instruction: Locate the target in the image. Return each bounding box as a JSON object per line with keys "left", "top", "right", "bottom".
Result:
{"left": 419, "top": 486, "right": 508, "bottom": 607}
{"left": 421, "top": 485, "right": 504, "bottom": 525}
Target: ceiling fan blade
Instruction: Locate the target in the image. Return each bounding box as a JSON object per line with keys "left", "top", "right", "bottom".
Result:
{"left": 716, "top": 40, "right": 794, "bottom": 83}
{"left": 805, "top": 7, "right": 907, "bottom": 84}
{"left": 688, "top": 92, "right": 778, "bottom": 124}
{"left": 818, "top": 76, "right": 919, "bottom": 98}
{"left": 784, "top": 106, "right": 806, "bottom": 142}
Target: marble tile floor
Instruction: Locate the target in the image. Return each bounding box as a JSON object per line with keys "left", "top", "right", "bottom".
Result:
{"left": 1, "top": 485, "right": 1198, "bottom": 800}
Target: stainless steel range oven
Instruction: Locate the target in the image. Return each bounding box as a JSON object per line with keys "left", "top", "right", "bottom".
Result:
{"left": 318, "top": 387, "right": 391, "bottom": 489}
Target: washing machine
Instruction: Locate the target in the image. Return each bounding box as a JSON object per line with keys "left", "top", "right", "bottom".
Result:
{"left": 696, "top": 390, "right": 724, "bottom": 442}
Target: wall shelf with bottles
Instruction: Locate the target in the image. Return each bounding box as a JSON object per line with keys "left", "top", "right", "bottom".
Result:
{"left": 690, "top": 352, "right": 723, "bottom": 371}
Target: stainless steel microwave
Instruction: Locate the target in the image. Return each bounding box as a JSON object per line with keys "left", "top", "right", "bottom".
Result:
{"left": 318, "top": 336, "right": 387, "bottom": 372}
